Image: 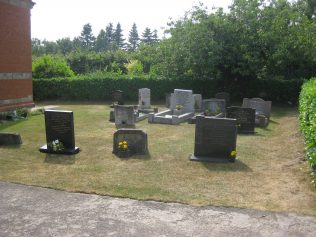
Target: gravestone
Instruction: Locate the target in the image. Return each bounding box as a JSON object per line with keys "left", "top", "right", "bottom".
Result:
{"left": 215, "top": 92, "right": 230, "bottom": 107}
{"left": 39, "top": 110, "right": 79, "bottom": 154}
{"left": 202, "top": 99, "right": 226, "bottom": 116}
{"left": 0, "top": 132, "right": 22, "bottom": 145}
{"left": 114, "top": 105, "right": 135, "bottom": 126}
{"left": 190, "top": 116, "right": 237, "bottom": 162}
{"left": 113, "top": 129, "right": 148, "bottom": 157}
{"left": 226, "top": 106, "right": 255, "bottom": 134}
{"left": 112, "top": 90, "right": 124, "bottom": 106}
{"left": 165, "top": 93, "right": 172, "bottom": 108}
{"left": 170, "top": 89, "right": 195, "bottom": 113}
{"left": 242, "top": 98, "right": 272, "bottom": 119}
{"left": 193, "top": 94, "right": 202, "bottom": 111}
{"left": 138, "top": 88, "right": 151, "bottom": 110}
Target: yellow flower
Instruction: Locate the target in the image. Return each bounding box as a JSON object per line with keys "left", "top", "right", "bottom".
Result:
{"left": 123, "top": 141, "right": 127, "bottom": 145}
{"left": 123, "top": 144, "right": 128, "bottom": 149}
{"left": 230, "top": 150, "right": 237, "bottom": 157}
{"left": 118, "top": 142, "right": 123, "bottom": 146}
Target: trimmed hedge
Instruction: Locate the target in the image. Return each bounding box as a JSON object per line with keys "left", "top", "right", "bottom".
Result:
{"left": 299, "top": 78, "right": 316, "bottom": 180}
{"left": 33, "top": 74, "right": 303, "bottom": 103}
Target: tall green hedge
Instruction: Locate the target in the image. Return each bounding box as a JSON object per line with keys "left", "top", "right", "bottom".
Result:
{"left": 299, "top": 78, "right": 316, "bottom": 180}
{"left": 33, "top": 75, "right": 303, "bottom": 103}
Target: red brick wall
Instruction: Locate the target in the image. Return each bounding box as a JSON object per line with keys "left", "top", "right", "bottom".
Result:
{"left": 0, "top": 0, "right": 34, "bottom": 111}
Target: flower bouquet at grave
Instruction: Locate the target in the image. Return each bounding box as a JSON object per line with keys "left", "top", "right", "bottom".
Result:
{"left": 230, "top": 150, "right": 237, "bottom": 162}
{"left": 117, "top": 140, "right": 130, "bottom": 158}
{"left": 47, "top": 139, "right": 64, "bottom": 152}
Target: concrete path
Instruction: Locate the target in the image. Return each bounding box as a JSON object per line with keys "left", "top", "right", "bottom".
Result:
{"left": 0, "top": 182, "right": 315, "bottom": 237}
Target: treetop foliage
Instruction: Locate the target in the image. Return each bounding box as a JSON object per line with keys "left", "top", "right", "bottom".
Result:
{"left": 32, "top": 0, "right": 316, "bottom": 81}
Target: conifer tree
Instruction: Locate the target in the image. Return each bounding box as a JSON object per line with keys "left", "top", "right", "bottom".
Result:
{"left": 113, "top": 22, "right": 125, "bottom": 50}
{"left": 127, "top": 23, "right": 139, "bottom": 51}
{"left": 79, "top": 23, "right": 95, "bottom": 50}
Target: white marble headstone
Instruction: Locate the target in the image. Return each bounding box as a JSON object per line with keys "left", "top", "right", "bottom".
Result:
{"left": 170, "top": 89, "right": 195, "bottom": 113}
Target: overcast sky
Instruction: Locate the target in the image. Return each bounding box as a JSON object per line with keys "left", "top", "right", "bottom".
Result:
{"left": 31, "top": 0, "right": 233, "bottom": 41}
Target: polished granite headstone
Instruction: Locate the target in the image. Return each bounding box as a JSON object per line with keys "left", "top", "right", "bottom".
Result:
{"left": 190, "top": 116, "right": 237, "bottom": 162}
{"left": 39, "top": 110, "right": 79, "bottom": 154}
{"left": 226, "top": 106, "right": 255, "bottom": 134}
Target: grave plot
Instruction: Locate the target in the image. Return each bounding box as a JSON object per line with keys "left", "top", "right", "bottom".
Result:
{"left": 190, "top": 116, "right": 237, "bottom": 162}
{"left": 242, "top": 98, "right": 272, "bottom": 127}
{"left": 39, "top": 110, "right": 80, "bottom": 154}
{"left": 189, "top": 99, "right": 226, "bottom": 124}
{"left": 148, "top": 89, "right": 195, "bottom": 125}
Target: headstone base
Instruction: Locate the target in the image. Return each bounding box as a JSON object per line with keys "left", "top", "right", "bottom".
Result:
{"left": 39, "top": 145, "right": 80, "bottom": 155}
{"left": 0, "top": 132, "right": 22, "bottom": 145}
{"left": 189, "top": 154, "right": 235, "bottom": 163}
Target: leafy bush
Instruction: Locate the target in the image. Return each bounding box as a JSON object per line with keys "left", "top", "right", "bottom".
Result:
{"left": 32, "top": 55, "right": 74, "bottom": 79}
{"left": 299, "top": 78, "right": 316, "bottom": 180}
{"left": 33, "top": 72, "right": 303, "bottom": 103}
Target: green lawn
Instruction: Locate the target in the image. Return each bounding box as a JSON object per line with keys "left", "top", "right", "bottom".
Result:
{"left": 0, "top": 102, "right": 315, "bottom": 215}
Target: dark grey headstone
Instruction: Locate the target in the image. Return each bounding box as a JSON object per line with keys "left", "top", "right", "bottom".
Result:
{"left": 0, "top": 132, "right": 22, "bottom": 145}
{"left": 215, "top": 92, "right": 230, "bottom": 107}
{"left": 39, "top": 110, "right": 79, "bottom": 154}
{"left": 190, "top": 116, "right": 237, "bottom": 162}
{"left": 226, "top": 106, "right": 255, "bottom": 134}
{"left": 113, "top": 129, "right": 148, "bottom": 157}
{"left": 112, "top": 90, "right": 124, "bottom": 105}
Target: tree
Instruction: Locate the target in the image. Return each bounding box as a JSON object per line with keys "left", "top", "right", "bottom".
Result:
{"left": 95, "top": 29, "right": 107, "bottom": 52}
{"left": 113, "top": 22, "right": 125, "bottom": 50}
{"left": 56, "top": 37, "right": 73, "bottom": 55}
{"left": 32, "top": 55, "right": 74, "bottom": 79}
{"left": 127, "top": 23, "right": 139, "bottom": 52}
{"left": 104, "top": 23, "right": 114, "bottom": 50}
{"left": 32, "top": 38, "right": 45, "bottom": 56}
{"left": 79, "top": 23, "right": 96, "bottom": 50}
{"left": 141, "top": 27, "right": 153, "bottom": 44}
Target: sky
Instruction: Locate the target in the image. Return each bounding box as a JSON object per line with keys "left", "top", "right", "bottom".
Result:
{"left": 31, "top": 0, "right": 233, "bottom": 42}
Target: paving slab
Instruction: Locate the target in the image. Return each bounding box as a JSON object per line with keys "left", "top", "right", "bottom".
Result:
{"left": 0, "top": 182, "right": 315, "bottom": 237}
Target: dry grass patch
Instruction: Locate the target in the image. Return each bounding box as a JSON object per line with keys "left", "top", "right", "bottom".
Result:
{"left": 0, "top": 102, "right": 315, "bottom": 215}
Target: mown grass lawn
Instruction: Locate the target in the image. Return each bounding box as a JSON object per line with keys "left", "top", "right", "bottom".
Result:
{"left": 0, "top": 102, "right": 315, "bottom": 215}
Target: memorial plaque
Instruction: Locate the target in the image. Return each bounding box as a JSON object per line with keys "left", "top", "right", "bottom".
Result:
{"left": 226, "top": 106, "right": 255, "bottom": 134}
{"left": 113, "top": 129, "right": 148, "bottom": 156}
{"left": 190, "top": 116, "right": 237, "bottom": 162}
{"left": 39, "top": 110, "right": 79, "bottom": 154}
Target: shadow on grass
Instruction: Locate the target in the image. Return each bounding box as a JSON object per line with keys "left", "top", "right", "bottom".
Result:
{"left": 202, "top": 159, "right": 252, "bottom": 172}
{"left": 44, "top": 154, "right": 76, "bottom": 165}
{"left": 269, "top": 119, "right": 279, "bottom": 125}
{"left": 117, "top": 152, "right": 152, "bottom": 160}
{"left": 0, "top": 144, "right": 22, "bottom": 149}
{"left": 238, "top": 132, "right": 265, "bottom": 137}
